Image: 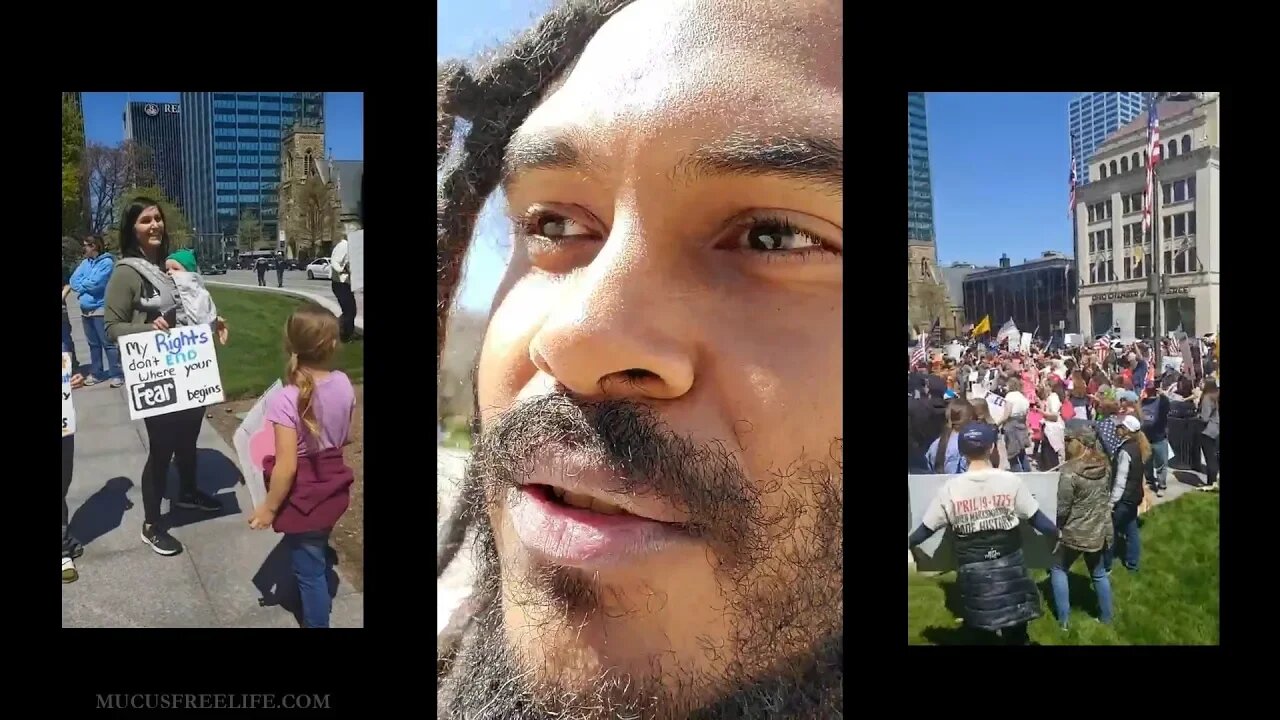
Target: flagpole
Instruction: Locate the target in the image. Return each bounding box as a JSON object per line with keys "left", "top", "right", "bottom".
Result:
{"left": 1150, "top": 92, "right": 1164, "bottom": 370}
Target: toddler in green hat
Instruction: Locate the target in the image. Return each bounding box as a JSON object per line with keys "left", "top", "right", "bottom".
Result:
{"left": 164, "top": 249, "right": 218, "bottom": 326}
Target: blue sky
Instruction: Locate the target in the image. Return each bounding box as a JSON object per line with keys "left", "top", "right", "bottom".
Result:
{"left": 439, "top": 0, "right": 555, "bottom": 312}
{"left": 926, "top": 92, "right": 1077, "bottom": 268}
{"left": 80, "top": 92, "right": 364, "bottom": 160}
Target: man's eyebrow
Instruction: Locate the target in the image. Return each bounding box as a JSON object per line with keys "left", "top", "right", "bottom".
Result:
{"left": 501, "top": 129, "right": 844, "bottom": 195}
{"left": 501, "top": 128, "right": 597, "bottom": 189}
{"left": 676, "top": 131, "right": 844, "bottom": 195}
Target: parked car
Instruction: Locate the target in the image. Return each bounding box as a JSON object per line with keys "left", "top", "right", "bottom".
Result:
{"left": 199, "top": 263, "right": 227, "bottom": 275}
{"left": 306, "top": 257, "right": 332, "bottom": 280}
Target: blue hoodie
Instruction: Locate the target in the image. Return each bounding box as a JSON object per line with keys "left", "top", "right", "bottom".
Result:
{"left": 69, "top": 252, "right": 115, "bottom": 314}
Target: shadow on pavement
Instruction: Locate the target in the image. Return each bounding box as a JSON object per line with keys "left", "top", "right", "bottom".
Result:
{"left": 1172, "top": 470, "right": 1210, "bottom": 488}
{"left": 68, "top": 476, "right": 135, "bottom": 547}
{"left": 163, "top": 449, "right": 244, "bottom": 529}
{"left": 251, "top": 536, "right": 342, "bottom": 626}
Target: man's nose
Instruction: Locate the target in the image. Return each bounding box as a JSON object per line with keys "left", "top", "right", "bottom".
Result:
{"left": 529, "top": 250, "right": 695, "bottom": 402}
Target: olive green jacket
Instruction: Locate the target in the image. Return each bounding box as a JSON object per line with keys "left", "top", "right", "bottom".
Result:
{"left": 104, "top": 255, "right": 178, "bottom": 344}
{"left": 1056, "top": 453, "right": 1114, "bottom": 553}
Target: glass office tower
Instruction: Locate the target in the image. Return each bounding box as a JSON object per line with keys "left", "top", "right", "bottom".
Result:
{"left": 180, "top": 92, "right": 324, "bottom": 244}
{"left": 907, "top": 92, "right": 935, "bottom": 243}
{"left": 1069, "top": 92, "right": 1146, "bottom": 184}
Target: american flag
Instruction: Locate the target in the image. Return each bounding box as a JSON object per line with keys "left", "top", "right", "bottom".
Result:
{"left": 1141, "top": 99, "right": 1161, "bottom": 239}
{"left": 910, "top": 334, "right": 927, "bottom": 366}
{"left": 1068, "top": 143, "right": 1077, "bottom": 218}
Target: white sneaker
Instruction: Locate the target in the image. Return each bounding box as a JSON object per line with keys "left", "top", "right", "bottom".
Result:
{"left": 62, "top": 556, "right": 78, "bottom": 583}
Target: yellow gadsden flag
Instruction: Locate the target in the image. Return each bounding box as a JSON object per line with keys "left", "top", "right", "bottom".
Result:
{"left": 972, "top": 315, "right": 991, "bottom": 336}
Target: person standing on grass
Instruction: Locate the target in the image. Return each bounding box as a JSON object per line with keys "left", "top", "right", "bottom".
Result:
{"left": 1198, "top": 380, "right": 1220, "bottom": 492}
{"left": 1049, "top": 420, "right": 1114, "bottom": 631}
{"left": 926, "top": 398, "right": 976, "bottom": 474}
{"left": 328, "top": 235, "right": 356, "bottom": 343}
{"left": 63, "top": 363, "right": 86, "bottom": 583}
{"left": 105, "top": 198, "right": 230, "bottom": 557}
{"left": 908, "top": 422, "right": 1058, "bottom": 645}
{"left": 1104, "top": 415, "right": 1149, "bottom": 573}
{"left": 1140, "top": 384, "right": 1172, "bottom": 497}
{"left": 69, "top": 235, "right": 124, "bottom": 388}
{"left": 249, "top": 303, "right": 355, "bottom": 628}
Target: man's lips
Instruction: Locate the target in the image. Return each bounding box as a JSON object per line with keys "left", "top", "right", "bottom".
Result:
{"left": 504, "top": 461, "right": 693, "bottom": 568}
{"left": 518, "top": 466, "right": 688, "bottom": 525}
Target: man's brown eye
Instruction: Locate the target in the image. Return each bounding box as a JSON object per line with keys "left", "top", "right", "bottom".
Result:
{"left": 743, "top": 221, "right": 820, "bottom": 252}
{"left": 529, "top": 214, "right": 592, "bottom": 241}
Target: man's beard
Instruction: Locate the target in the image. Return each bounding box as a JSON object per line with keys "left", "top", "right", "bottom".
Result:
{"left": 440, "top": 394, "right": 843, "bottom": 719}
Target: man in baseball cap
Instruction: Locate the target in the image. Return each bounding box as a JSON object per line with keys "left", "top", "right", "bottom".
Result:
{"left": 908, "top": 421, "right": 1058, "bottom": 644}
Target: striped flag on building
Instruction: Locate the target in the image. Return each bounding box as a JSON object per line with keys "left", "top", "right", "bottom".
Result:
{"left": 910, "top": 334, "right": 927, "bottom": 366}
{"left": 1140, "top": 100, "right": 1162, "bottom": 254}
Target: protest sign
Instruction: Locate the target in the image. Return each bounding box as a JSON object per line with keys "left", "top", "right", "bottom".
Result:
{"left": 1019, "top": 332, "right": 1032, "bottom": 356}
{"left": 908, "top": 471, "right": 1059, "bottom": 571}
{"left": 233, "top": 380, "right": 283, "bottom": 510}
{"left": 118, "top": 324, "right": 224, "bottom": 421}
{"left": 62, "top": 353, "right": 75, "bottom": 437}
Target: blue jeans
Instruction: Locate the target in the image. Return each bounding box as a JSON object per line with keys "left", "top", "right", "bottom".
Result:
{"left": 1104, "top": 501, "right": 1141, "bottom": 571}
{"left": 1049, "top": 546, "right": 1113, "bottom": 626}
{"left": 1147, "top": 439, "right": 1170, "bottom": 490}
{"left": 287, "top": 531, "right": 334, "bottom": 628}
{"left": 1008, "top": 449, "right": 1030, "bottom": 472}
{"left": 81, "top": 315, "right": 122, "bottom": 380}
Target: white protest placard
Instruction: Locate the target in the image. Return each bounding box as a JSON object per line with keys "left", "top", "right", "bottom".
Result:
{"left": 983, "top": 391, "right": 1007, "bottom": 424}
{"left": 908, "top": 472, "right": 1059, "bottom": 571}
{"left": 1019, "top": 332, "right": 1032, "bottom": 356}
{"left": 62, "top": 353, "right": 75, "bottom": 437}
{"left": 118, "top": 324, "right": 224, "bottom": 420}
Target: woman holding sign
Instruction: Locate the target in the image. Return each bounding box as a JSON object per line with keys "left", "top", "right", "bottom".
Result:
{"left": 104, "top": 198, "right": 230, "bottom": 557}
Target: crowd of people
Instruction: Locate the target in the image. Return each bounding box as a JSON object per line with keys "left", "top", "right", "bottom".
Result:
{"left": 62, "top": 198, "right": 356, "bottom": 628}
{"left": 907, "top": 334, "right": 1220, "bottom": 643}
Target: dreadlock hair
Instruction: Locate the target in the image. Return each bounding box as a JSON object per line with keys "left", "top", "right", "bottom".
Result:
{"left": 436, "top": 0, "right": 635, "bottom": 362}
{"left": 435, "top": 0, "right": 635, "bottom": 683}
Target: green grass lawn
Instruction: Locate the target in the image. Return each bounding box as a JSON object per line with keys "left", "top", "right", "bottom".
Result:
{"left": 908, "top": 493, "right": 1219, "bottom": 645}
{"left": 209, "top": 286, "right": 364, "bottom": 400}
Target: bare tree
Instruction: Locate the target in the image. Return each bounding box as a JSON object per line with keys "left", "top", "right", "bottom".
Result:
{"left": 237, "top": 209, "right": 264, "bottom": 251}
{"left": 83, "top": 141, "right": 154, "bottom": 236}
{"left": 285, "top": 175, "right": 338, "bottom": 260}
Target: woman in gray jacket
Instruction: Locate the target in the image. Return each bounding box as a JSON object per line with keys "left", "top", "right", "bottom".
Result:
{"left": 1198, "top": 380, "right": 1219, "bottom": 491}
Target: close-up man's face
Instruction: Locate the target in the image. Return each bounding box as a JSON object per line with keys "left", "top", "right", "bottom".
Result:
{"left": 447, "top": 0, "right": 843, "bottom": 717}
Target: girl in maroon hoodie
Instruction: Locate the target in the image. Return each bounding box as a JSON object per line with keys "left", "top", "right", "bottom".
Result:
{"left": 249, "top": 304, "right": 356, "bottom": 628}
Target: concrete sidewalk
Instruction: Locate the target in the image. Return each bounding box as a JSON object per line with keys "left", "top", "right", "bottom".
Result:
{"left": 63, "top": 296, "right": 363, "bottom": 627}
{"left": 204, "top": 281, "right": 364, "bottom": 333}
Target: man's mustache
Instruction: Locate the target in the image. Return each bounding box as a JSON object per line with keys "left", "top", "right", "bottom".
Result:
{"left": 465, "top": 394, "right": 757, "bottom": 543}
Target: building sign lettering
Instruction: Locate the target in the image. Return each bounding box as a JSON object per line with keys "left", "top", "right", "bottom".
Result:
{"left": 1092, "top": 286, "right": 1190, "bottom": 302}
{"left": 164, "top": 104, "right": 179, "bottom": 114}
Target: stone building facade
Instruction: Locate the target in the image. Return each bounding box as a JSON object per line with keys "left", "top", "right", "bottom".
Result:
{"left": 277, "top": 123, "right": 342, "bottom": 260}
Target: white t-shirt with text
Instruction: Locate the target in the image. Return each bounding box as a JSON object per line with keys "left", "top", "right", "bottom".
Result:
{"left": 922, "top": 468, "right": 1040, "bottom": 535}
